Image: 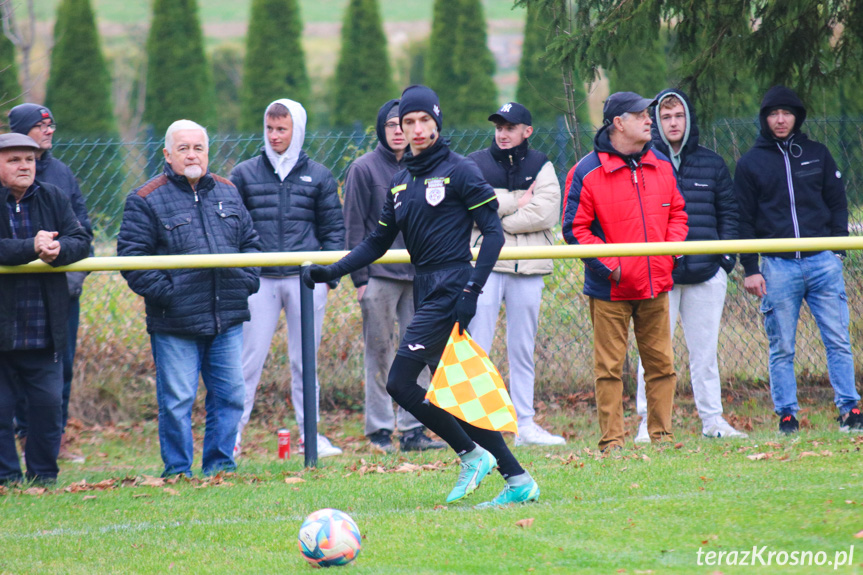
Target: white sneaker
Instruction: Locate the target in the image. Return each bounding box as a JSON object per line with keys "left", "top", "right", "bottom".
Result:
{"left": 514, "top": 422, "right": 566, "bottom": 446}
{"left": 634, "top": 418, "right": 650, "bottom": 444}
{"left": 702, "top": 416, "right": 748, "bottom": 439}
{"left": 299, "top": 434, "right": 343, "bottom": 458}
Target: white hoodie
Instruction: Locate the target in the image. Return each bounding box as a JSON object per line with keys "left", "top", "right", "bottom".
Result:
{"left": 264, "top": 98, "right": 307, "bottom": 182}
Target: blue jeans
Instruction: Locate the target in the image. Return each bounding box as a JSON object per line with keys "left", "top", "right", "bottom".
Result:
{"left": 760, "top": 252, "right": 860, "bottom": 416}
{"left": 151, "top": 325, "right": 245, "bottom": 477}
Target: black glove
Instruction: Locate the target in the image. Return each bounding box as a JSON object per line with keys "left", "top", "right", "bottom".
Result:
{"left": 301, "top": 264, "right": 333, "bottom": 289}
{"left": 455, "top": 282, "right": 482, "bottom": 335}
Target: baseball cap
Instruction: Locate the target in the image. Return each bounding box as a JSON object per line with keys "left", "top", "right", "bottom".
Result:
{"left": 488, "top": 102, "right": 532, "bottom": 126}
{"left": 602, "top": 92, "right": 657, "bottom": 125}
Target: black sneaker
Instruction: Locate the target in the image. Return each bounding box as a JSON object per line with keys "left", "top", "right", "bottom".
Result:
{"left": 367, "top": 429, "right": 395, "bottom": 452}
{"left": 838, "top": 407, "right": 863, "bottom": 433}
{"left": 400, "top": 427, "right": 446, "bottom": 451}
{"left": 778, "top": 414, "right": 799, "bottom": 434}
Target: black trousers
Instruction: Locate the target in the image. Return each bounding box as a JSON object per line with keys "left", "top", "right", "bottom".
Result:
{"left": 0, "top": 348, "right": 63, "bottom": 482}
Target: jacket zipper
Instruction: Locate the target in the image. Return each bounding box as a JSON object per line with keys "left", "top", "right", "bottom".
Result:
{"left": 777, "top": 141, "right": 802, "bottom": 258}
{"left": 632, "top": 166, "right": 655, "bottom": 298}
{"left": 195, "top": 186, "right": 222, "bottom": 333}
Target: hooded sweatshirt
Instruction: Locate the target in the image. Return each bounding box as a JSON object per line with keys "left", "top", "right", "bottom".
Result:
{"left": 651, "top": 89, "right": 738, "bottom": 284}
{"left": 734, "top": 85, "right": 847, "bottom": 276}
{"left": 264, "top": 99, "right": 307, "bottom": 181}
{"left": 342, "top": 99, "right": 414, "bottom": 287}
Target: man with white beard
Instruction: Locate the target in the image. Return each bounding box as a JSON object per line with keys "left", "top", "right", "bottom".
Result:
{"left": 118, "top": 120, "right": 261, "bottom": 477}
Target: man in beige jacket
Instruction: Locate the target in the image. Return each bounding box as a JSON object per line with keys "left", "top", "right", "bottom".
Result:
{"left": 468, "top": 103, "right": 564, "bottom": 445}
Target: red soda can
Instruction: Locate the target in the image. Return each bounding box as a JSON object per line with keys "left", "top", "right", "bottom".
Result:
{"left": 278, "top": 429, "right": 291, "bottom": 460}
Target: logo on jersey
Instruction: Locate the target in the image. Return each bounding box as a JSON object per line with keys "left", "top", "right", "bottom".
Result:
{"left": 408, "top": 343, "right": 426, "bottom": 351}
{"left": 425, "top": 177, "right": 448, "bottom": 206}
{"left": 300, "top": 175, "right": 312, "bottom": 182}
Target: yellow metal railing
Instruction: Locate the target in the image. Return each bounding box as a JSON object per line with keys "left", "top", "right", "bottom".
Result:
{"left": 1, "top": 237, "right": 861, "bottom": 273}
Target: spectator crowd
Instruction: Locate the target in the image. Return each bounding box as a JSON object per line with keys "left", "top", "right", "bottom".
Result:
{"left": 1, "top": 84, "right": 861, "bottom": 507}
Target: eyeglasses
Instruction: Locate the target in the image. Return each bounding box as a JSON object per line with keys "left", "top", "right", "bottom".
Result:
{"left": 384, "top": 121, "right": 400, "bottom": 130}
{"left": 35, "top": 123, "right": 57, "bottom": 133}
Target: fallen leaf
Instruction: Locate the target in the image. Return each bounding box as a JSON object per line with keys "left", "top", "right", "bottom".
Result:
{"left": 641, "top": 454, "right": 650, "bottom": 462}
{"left": 83, "top": 495, "right": 97, "bottom": 501}
{"left": 800, "top": 451, "right": 820, "bottom": 458}
{"left": 284, "top": 477, "right": 305, "bottom": 484}
{"left": 854, "top": 530, "right": 863, "bottom": 539}
{"left": 140, "top": 476, "right": 165, "bottom": 488}
{"left": 764, "top": 441, "right": 782, "bottom": 448}
{"left": 674, "top": 443, "right": 684, "bottom": 449}
{"left": 23, "top": 487, "right": 47, "bottom": 495}
{"left": 132, "top": 493, "right": 150, "bottom": 499}
{"left": 163, "top": 488, "right": 179, "bottom": 496}
{"left": 433, "top": 505, "right": 447, "bottom": 510}
{"left": 746, "top": 452, "right": 771, "bottom": 461}
{"left": 515, "top": 518, "right": 534, "bottom": 528}
{"left": 845, "top": 500, "right": 855, "bottom": 505}
{"left": 630, "top": 483, "right": 640, "bottom": 489}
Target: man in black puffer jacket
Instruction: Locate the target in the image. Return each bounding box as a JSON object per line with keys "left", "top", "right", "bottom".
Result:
{"left": 230, "top": 99, "right": 345, "bottom": 458}
{"left": 633, "top": 89, "right": 747, "bottom": 442}
{"left": 735, "top": 85, "right": 861, "bottom": 434}
{"left": 0, "top": 133, "right": 91, "bottom": 484}
{"left": 118, "top": 120, "right": 261, "bottom": 477}
{"left": 8, "top": 103, "right": 93, "bottom": 461}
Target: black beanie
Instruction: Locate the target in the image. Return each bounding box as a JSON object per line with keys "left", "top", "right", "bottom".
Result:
{"left": 398, "top": 85, "right": 442, "bottom": 131}
{"left": 8, "top": 103, "right": 54, "bottom": 134}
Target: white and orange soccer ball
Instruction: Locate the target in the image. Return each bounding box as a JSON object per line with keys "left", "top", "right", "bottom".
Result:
{"left": 297, "top": 508, "right": 362, "bottom": 568}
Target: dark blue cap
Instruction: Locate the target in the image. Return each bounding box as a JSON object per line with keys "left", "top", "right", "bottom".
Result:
{"left": 488, "top": 102, "right": 532, "bottom": 126}
{"left": 602, "top": 92, "right": 657, "bottom": 125}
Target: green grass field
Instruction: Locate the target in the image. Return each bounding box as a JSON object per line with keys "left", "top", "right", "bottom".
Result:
{"left": 2, "top": 398, "right": 861, "bottom": 574}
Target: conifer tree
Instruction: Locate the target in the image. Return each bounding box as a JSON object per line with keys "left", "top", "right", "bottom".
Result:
{"left": 144, "top": 0, "right": 214, "bottom": 135}
{"left": 240, "top": 0, "right": 310, "bottom": 131}
{"left": 45, "top": 0, "right": 115, "bottom": 135}
{"left": 450, "top": 0, "right": 497, "bottom": 126}
{"left": 0, "top": 33, "right": 22, "bottom": 121}
{"left": 516, "top": 2, "right": 588, "bottom": 126}
{"left": 605, "top": 31, "right": 669, "bottom": 101}
{"left": 332, "top": 0, "right": 394, "bottom": 127}
{"left": 426, "top": 0, "right": 462, "bottom": 116}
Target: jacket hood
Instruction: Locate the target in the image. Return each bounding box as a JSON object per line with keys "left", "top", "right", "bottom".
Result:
{"left": 651, "top": 88, "right": 698, "bottom": 159}
{"left": 264, "top": 98, "right": 307, "bottom": 180}
{"left": 758, "top": 85, "right": 806, "bottom": 140}
{"left": 375, "top": 99, "right": 400, "bottom": 152}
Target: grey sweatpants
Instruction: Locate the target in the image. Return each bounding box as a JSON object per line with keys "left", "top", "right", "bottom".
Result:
{"left": 360, "top": 277, "right": 427, "bottom": 436}
{"left": 237, "top": 276, "right": 328, "bottom": 444}
{"left": 470, "top": 271, "right": 545, "bottom": 426}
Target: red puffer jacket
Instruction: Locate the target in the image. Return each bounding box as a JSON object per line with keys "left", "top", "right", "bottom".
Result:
{"left": 562, "top": 145, "right": 688, "bottom": 301}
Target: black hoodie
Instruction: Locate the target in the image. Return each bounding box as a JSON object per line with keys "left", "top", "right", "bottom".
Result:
{"left": 734, "top": 85, "right": 847, "bottom": 276}
{"left": 651, "top": 89, "right": 738, "bottom": 284}
{"left": 342, "top": 99, "right": 413, "bottom": 287}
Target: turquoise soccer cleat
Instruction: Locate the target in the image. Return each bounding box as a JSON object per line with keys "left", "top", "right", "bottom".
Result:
{"left": 474, "top": 478, "right": 540, "bottom": 509}
{"left": 445, "top": 448, "right": 497, "bottom": 503}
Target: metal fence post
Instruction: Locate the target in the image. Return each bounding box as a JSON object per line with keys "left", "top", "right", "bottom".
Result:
{"left": 300, "top": 263, "right": 318, "bottom": 468}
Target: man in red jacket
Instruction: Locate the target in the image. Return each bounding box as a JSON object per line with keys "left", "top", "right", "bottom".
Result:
{"left": 562, "top": 92, "right": 688, "bottom": 451}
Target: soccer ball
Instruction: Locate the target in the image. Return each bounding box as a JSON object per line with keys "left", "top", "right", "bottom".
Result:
{"left": 297, "top": 508, "right": 362, "bottom": 567}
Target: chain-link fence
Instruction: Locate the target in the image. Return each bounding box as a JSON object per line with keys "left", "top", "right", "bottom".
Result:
{"left": 58, "top": 119, "right": 863, "bottom": 423}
